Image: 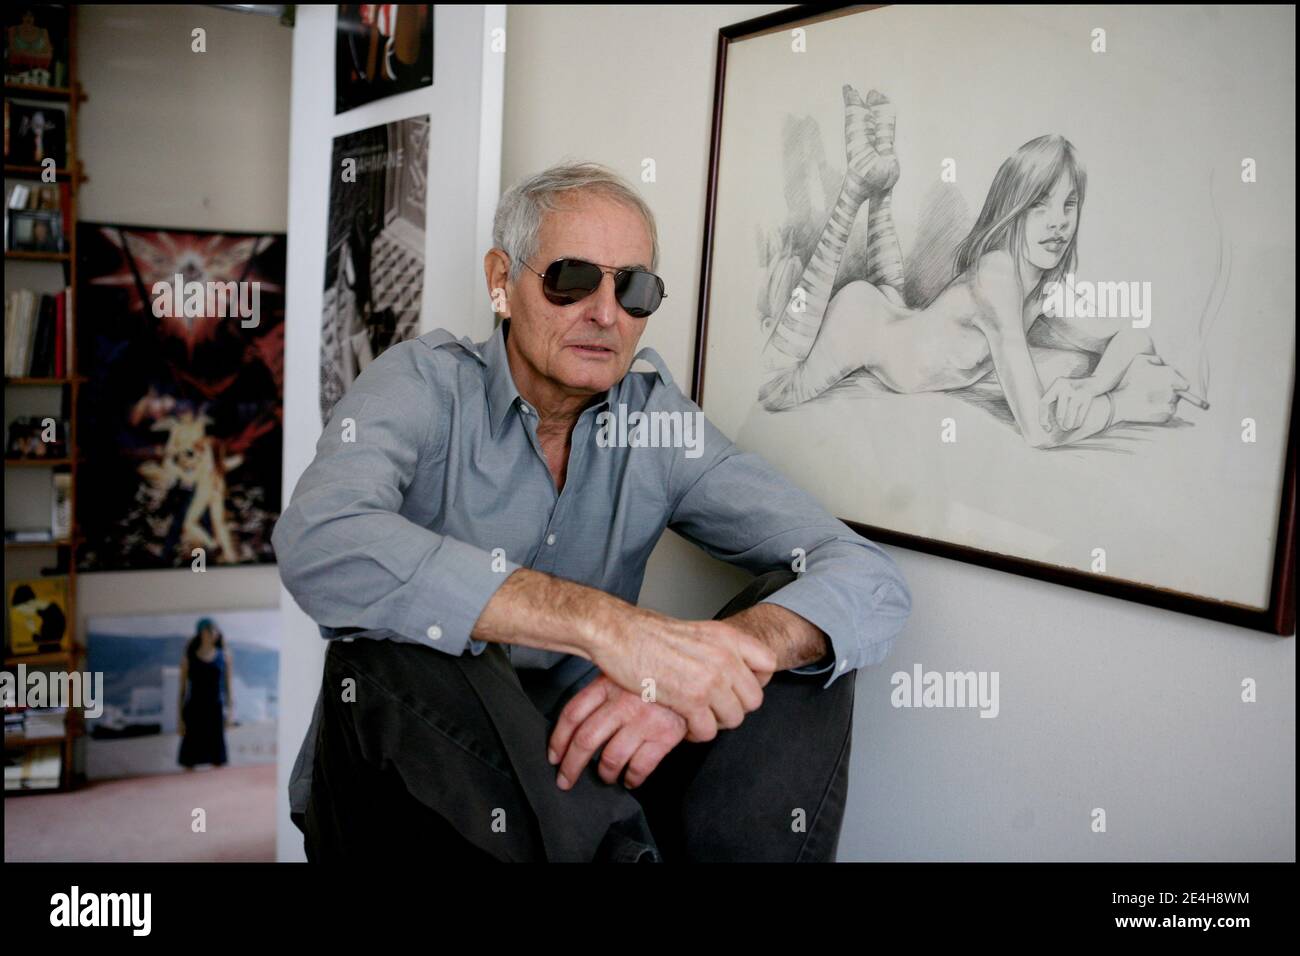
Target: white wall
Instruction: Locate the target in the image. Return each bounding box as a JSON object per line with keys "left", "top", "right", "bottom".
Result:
{"left": 66, "top": 5, "right": 291, "bottom": 770}
{"left": 501, "top": 3, "right": 1296, "bottom": 861}
{"left": 277, "top": 4, "right": 506, "bottom": 861}
{"left": 78, "top": 5, "right": 291, "bottom": 233}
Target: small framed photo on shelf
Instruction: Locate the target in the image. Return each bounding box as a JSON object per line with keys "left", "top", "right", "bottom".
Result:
{"left": 4, "top": 5, "right": 71, "bottom": 89}
{"left": 5, "top": 416, "right": 68, "bottom": 459}
{"left": 3, "top": 100, "right": 68, "bottom": 168}
{"left": 6, "top": 207, "right": 62, "bottom": 251}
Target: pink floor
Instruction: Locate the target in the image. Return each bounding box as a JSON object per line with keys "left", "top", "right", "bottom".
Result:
{"left": 4, "top": 763, "right": 276, "bottom": 862}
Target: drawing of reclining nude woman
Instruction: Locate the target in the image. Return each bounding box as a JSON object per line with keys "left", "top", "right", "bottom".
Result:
{"left": 759, "top": 84, "right": 1198, "bottom": 449}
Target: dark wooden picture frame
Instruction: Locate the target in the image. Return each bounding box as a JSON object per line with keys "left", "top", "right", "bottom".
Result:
{"left": 691, "top": 4, "right": 1295, "bottom": 635}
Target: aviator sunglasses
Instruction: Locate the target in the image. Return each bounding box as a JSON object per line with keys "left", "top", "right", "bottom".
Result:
{"left": 522, "top": 257, "right": 667, "bottom": 318}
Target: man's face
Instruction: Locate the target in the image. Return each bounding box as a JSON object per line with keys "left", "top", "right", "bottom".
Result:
{"left": 501, "top": 192, "right": 654, "bottom": 398}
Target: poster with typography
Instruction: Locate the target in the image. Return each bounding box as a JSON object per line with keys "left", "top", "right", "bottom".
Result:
{"left": 320, "top": 115, "right": 428, "bottom": 424}
{"left": 335, "top": 4, "right": 434, "bottom": 114}
{"left": 76, "top": 223, "right": 286, "bottom": 571}
{"left": 695, "top": 5, "right": 1295, "bottom": 631}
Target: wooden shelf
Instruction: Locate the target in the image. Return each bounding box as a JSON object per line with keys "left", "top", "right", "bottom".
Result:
{"left": 5, "top": 5, "right": 85, "bottom": 798}
{"left": 5, "top": 646, "right": 84, "bottom": 666}
{"left": 4, "top": 376, "right": 85, "bottom": 386}
{"left": 4, "top": 163, "right": 77, "bottom": 179}
{"left": 4, "top": 82, "right": 73, "bottom": 101}
{"left": 3, "top": 250, "right": 70, "bottom": 262}
{"left": 4, "top": 735, "right": 67, "bottom": 748}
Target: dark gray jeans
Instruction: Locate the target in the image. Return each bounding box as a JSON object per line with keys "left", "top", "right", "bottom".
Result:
{"left": 302, "top": 570, "right": 856, "bottom": 862}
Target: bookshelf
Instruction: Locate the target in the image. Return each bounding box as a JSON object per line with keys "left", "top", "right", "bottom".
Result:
{"left": 4, "top": 4, "right": 86, "bottom": 795}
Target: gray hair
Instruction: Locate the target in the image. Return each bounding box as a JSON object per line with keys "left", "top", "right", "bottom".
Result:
{"left": 492, "top": 161, "right": 659, "bottom": 284}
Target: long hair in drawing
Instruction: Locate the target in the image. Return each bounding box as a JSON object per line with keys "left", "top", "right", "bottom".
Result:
{"left": 953, "top": 134, "right": 1086, "bottom": 297}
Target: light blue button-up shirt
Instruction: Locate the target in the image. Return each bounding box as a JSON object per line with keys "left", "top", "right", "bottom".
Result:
{"left": 276, "top": 319, "right": 911, "bottom": 818}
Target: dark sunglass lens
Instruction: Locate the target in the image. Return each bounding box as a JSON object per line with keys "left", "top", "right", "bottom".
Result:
{"left": 545, "top": 259, "right": 602, "bottom": 305}
{"left": 616, "top": 271, "right": 663, "bottom": 318}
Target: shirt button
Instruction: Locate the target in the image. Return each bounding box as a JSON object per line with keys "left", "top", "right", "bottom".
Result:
{"left": 545, "top": 533, "right": 557, "bottom": 546}
{"left": 520, "top": 403, "right": 532, "bottom": 415}
{"left": 426, "top": 625, "right": 443, "bottom": 641}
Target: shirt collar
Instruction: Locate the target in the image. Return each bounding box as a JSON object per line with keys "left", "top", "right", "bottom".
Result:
{"left": 483, "top": 319, "right": 521, "bottom": 437}
{"left": 479, "top": 319, "right": 674, "bottom": 438}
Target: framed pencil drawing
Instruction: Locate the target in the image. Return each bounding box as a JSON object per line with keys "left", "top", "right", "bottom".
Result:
{"left": 693, "top": 4, "right": 1295, "bottom": 634}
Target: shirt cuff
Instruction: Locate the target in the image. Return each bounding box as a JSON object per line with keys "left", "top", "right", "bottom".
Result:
{"left": 758, "top": 575, "right": 860, "bottom": 689}
{"left": 401, "top": 535, "right": 522, "bottom": 657}
{"left": 789, "top": 651, "right": 835, "bottom": 677}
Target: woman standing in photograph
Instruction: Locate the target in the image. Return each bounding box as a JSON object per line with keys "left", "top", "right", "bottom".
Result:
{"left": 177, "top": 617, "right": 234, "bottom": 770}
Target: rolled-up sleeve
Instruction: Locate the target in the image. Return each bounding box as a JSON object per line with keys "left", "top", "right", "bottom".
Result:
{"left": 270, "top": 344, "right": 521, "bottom": 656}
{"left": 666, "top": 405, "right": 911, "bottom": 688}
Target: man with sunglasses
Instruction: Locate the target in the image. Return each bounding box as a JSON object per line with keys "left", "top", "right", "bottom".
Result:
{"left": 276, "top": 162, "right": 911, "bottom": 862}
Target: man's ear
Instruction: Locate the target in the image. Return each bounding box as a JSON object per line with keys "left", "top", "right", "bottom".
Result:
{"left": 484, "top": 248, "right": 511, "bottom": 318}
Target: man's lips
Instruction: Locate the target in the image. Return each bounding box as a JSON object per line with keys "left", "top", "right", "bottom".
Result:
{"left": 568, "top": 343, "right": 615, "bottom": 354}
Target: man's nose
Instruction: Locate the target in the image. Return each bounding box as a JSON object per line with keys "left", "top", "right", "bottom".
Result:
{"left": 584, "top": 271, "right": 621, "bottom": 327}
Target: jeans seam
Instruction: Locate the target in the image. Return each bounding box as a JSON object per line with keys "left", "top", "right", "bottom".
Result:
{"left": 794, "top": 706, "right": 852, "bottom": 863}
{"left": 331, "top": 651, "right": 518, "bottom": 782}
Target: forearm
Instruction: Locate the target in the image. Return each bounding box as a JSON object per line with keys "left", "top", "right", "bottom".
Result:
{"left": 275, "top": 490, "right": 521, "bottom": 652}
{"left": 470, "top": 567, "right": 627, "bottom": 660}
{"left": 1087, "top": 329, "right": 1154, "bottom": 393}
{"left": 724, "top": 602, "right": 829, "bottom": 671}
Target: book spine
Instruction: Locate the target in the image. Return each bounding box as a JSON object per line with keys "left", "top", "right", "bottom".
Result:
{"left": 59, "top": 181, "right": 71, "bottom": 252}
{"left": 65, "top": 287, "right": 73, "bottom": 377}
{"left": 18, "top": 290, "right": 35, "bottom": 375}
{"left": 31, "top": 295, "right": 53, "bottom": 377}
{"left": 54, "top": 288, "right": 66, "bottom": 377}
{"left": 4, "top": 290, "right": 16, "bottom": 376}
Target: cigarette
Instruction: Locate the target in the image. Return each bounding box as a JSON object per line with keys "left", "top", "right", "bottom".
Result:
{"left": 1176, "top": 390, "right": 1209, "bottom": 410}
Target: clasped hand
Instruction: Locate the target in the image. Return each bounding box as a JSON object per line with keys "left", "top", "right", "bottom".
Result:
{"left": 548, "top": 612, "right": 777, "bottom": 791}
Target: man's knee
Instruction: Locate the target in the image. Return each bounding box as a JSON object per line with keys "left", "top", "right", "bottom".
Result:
{"left": 321, "top": 637, "right": 520, "bottom": 777}
{"left": 713, "top": 569, "right": 798, "bottom": 620}
{"left": 324, "top": 637, "right": 518, "bottom": 719}
{"left": 313, "top": 638, "right": 548, "bottom": 860}
{"left": 325, "top": 634, "right": 508, "bottom": 685}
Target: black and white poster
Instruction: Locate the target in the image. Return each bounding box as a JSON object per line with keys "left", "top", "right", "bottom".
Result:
{"left": 319, "top": 116, "right": 429, "bottom": 424}
{"left": 696, "top": 5, "right": 1295, "bottom": 623}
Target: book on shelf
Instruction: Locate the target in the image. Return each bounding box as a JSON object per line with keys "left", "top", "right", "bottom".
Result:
{"left": 3, "top": 286, "right": 70, "bottom": 376}
{"left": 6, "top": 575, "right": 69, "bottom": 656}
{"left": 4, "top": 744, "right": 62, "bottom": 791}
{"left": 51, "top": 471, "right": 71, "bottom": 537}
{"left": 5, "top": 707, "right": 69, "bottom": 740}
{"left": 54, "top": 284, "right": 67, "bottom": 376}
{"left": 6, "top": 181, "right": 64, "bottom": 213}
{"left": 4, "top": 527, "right": 54, "bottom": 542}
